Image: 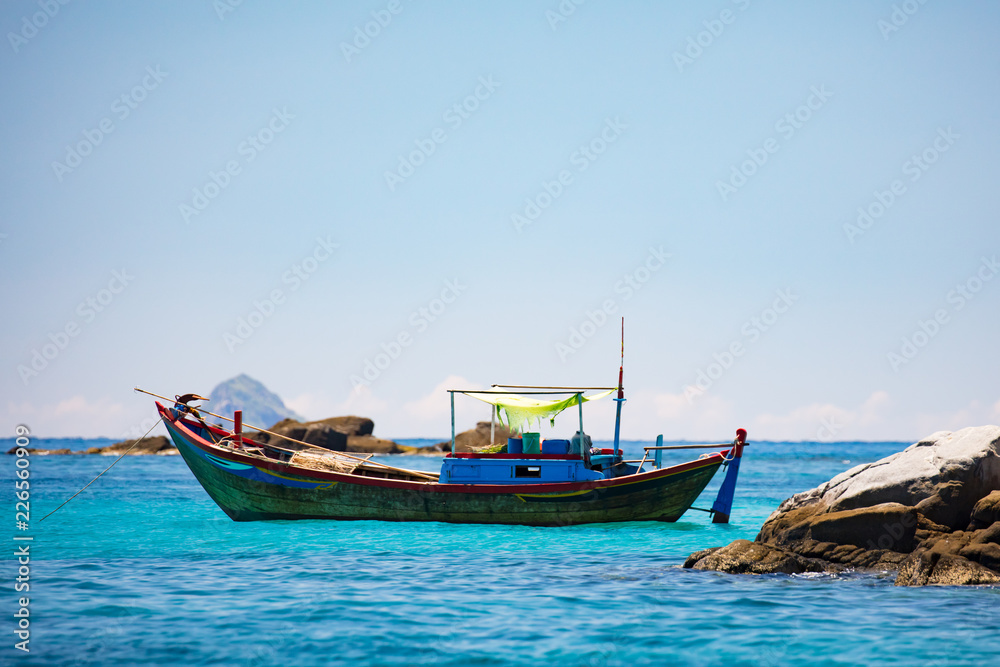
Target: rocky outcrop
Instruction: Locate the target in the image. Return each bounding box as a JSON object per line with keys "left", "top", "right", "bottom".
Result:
{"left": 7, "top": 447, "right": 74, "bottom": 455}
{"left": 7, "top": 436, "right": 177, "bottom": 456}
{"left": 684, "top": 425, "right": 1000, "bottom": 586}
{"left": 316, "top": 416, "right": 374, "bottom": 437}
{"left": 250, "top": 419, "right": 347, "bottom": 452}
{"left": 429, "top": 421, "right": 514, "bottom": 454}
{"left": 684, "top": 540, "right": 828, "bottom": 575}
{"left": 249, "top": 416, "right": 403, "bottom": 454}
{"left": 969, "top": 490, "right": 1000, "bottom": 529}
{"left": 345, "top": 435, "right": 401, "bottom": 454}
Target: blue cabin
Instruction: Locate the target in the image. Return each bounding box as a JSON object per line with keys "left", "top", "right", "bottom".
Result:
{"left": 439, "top": 434, "right": 634, "bottom": 485}
{"left": 440, "top": 452, "right": 603, "bottom": 484}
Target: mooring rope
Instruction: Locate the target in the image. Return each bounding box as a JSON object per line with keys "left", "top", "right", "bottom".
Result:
{"left": 39, "top": 418, "right": 163, "bottom": 522}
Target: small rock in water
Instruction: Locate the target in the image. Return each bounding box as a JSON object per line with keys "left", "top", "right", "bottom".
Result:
{"left": 6, "top": 436, "right": 177, "bottom": 456}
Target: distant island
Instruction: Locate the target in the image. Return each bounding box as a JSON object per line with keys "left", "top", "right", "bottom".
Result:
{"left": 208, "top": 373, "right": 303, "bottom": 427}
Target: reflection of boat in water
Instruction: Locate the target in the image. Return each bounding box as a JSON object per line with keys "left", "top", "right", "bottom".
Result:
{"left": 151, "top": 377, "right": 747, "bottom": 526}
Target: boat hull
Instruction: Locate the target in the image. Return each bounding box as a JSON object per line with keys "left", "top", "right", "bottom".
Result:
{"left": 161, "top": 404, "right": 725, "bottom": 526}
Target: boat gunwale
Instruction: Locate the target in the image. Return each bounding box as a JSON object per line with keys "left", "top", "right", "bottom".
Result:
{"left": 158, "top": 402, "right": 729, "bottom": 495}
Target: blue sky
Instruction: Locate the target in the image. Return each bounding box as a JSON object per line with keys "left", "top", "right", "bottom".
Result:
{"left": 2, "top": 1, "right": 998, "bottom": 442}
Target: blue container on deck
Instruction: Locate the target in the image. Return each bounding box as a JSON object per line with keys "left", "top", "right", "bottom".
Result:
{"left": 542, "top": 439, "right": 571, "bottom": 454}
{"left": 507, "top": 437, "right": 523, "bottom": 454}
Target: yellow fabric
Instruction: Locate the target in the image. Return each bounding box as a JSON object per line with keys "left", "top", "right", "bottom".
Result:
{"left": 464, "top": 390, "right": 614, "bottom": 434}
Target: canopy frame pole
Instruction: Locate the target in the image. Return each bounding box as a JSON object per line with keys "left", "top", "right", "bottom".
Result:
{"left": 492, "top": 385, "right": 616, "bottom": 391}
{"left": 490, "top": 403, "right": 495, "bottom": 446}
{"left": 457, "top": 389, "right": 600, "bottom": 395}
{"left": 450, "top": 391, "right": 456, "bottom": 455}
{"left": 577, "top": 392, "right": 586, "bottom": 466}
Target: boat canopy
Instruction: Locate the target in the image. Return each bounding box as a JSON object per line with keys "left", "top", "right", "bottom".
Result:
{"left": 460, "top": 388, "right": 614, "bottom": 433}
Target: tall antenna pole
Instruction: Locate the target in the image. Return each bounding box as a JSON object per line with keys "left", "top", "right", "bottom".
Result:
{"left": 618, "top": 317, "right": 625, "bottom": 399}
{"left": 613, "top": 317, "right": 626, "bottom": 457}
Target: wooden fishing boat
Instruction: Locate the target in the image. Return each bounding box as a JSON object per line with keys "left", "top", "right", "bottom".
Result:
{"left": 150, "top": 380, "right": 747, "bottom": 526}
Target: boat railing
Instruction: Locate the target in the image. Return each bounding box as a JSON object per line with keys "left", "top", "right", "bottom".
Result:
{"left": 637, "top": 435, "right": 742, "bottom": 470}
{"left": 642, "top": 443, "right": 735, "bottom": 450}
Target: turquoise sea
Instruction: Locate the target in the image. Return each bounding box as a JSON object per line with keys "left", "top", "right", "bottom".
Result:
{"left": 4, "top": 438, "right": 999, "bottom": 666}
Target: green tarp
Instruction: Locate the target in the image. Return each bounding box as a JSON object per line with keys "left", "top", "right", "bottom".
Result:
{"left": 464, "top": 390, "right": 614, "bottom": 434}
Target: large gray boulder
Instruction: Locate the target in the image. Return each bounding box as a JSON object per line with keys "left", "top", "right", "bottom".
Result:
{"left": 685, "top": 425, "right": 1000, "bottom": 586}
{"left": 768, "top": 426, "right": 1000, "bottom": 530}
{"left": 250, "top": 415, "right": 402, "bottom": 454}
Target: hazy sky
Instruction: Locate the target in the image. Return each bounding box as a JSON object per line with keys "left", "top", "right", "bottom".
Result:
{"left": 2, "top": 1, "right": 998, "bottom": 442}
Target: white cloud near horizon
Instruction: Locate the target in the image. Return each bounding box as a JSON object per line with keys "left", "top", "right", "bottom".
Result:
{"left": 750, "top": 390, "right": 891, "bottom": 442}
{"left": 3, "top": 395, "right": 162, "bottom": 439}
{"left": 286, "top": 386, "right": 388, "bottom": 424}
